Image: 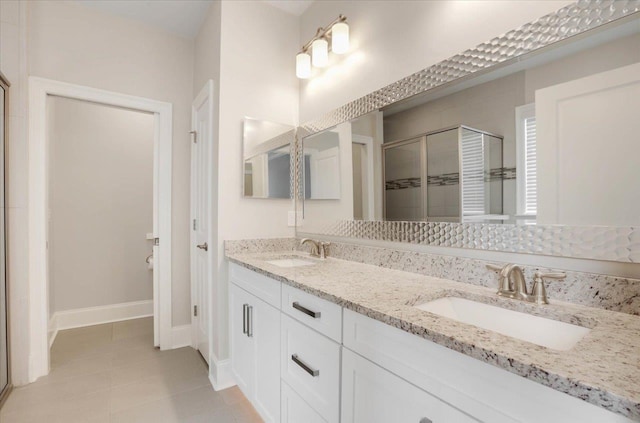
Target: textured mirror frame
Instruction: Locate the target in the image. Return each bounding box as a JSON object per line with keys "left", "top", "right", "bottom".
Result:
{"left": 293, "top": 1, "right": 640, "bottom": 263}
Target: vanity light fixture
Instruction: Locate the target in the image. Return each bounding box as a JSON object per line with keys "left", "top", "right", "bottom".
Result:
{"left": 296, "top": 14, "right": 349, "bottom": 79}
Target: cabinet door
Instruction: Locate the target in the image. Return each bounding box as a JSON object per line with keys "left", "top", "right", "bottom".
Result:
{"left": 341, "top": 348, "right": 478, "bottom": 423}
{"left": 252, "top": 295, "right": 281, "bottom": 423}
{"left": 229, "top": 283, "right": 255, "bottom": 399}
{"left": 282, "top": 381, "right": 328, "bottom": 423}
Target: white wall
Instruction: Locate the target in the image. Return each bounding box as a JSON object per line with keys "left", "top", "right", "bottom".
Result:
{"left": 0, "top": 0, "right": 30, "bottom": 385}
{"left": 48, "top": 97, "right": 154, "bottom": 314}
{"left": 299, "top": 0, "right": 572, "bottom": 123}
{"left": 193, "top": 0, "right": 299, "bottom": 368}
{"left": 28, "top": 1, "right": 194, "bottom": 326}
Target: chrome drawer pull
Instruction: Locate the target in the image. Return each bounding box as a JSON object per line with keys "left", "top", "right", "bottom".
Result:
{"left": 242, "top": 304, "right": 248, "bottom": 335}
{"left": 291, "top": 354, "right": 319, "bottom": 377}
{"left": 292, "top": 301, "right": 321, "bottom": 318}
{"left": 247, "top": 305, "right": 253, "bottom": 337}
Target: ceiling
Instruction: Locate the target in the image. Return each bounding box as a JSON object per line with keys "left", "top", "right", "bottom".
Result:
{"left": 74, "top": 0, "right": 213, "bottom": 39}
{"left": 75, "top": 0, "right": 314, "bottom": 39}
{"left": 263, "top": 0, "right": 314, "bottom": 16}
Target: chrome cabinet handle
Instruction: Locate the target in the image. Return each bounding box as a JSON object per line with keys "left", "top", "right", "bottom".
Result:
{"left": 292, "top": 302, "right": 321, "bottom": 318}
{"left": 197, "top": 242, "right": 208, "bottom": 251}
{"left": 242, "top": 304, "right": 248, "bottom": 334}
{"left": 291, "top": 354, "right": 319, "bottom": 377}
{"left": 247, "top": 305, "right": 253, "bottom": 337}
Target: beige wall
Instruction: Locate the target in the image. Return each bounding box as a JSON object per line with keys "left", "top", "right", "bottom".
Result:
{"left": 29, "top": 1, "right": 194, "bottom": 325}
{"left": 48, "top": 97, "right": 154, "bottom": 313}
{"left": 1, "top": 0, "right": 29, "bottom": 385}
{"left": 193, "top": 0, "right": 299, "bottom": 364}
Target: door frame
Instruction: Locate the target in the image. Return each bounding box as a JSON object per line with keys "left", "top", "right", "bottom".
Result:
{"left": 190, "top": 80, "right": 215, "bottom": 362}
{"left": 27, "top": 77, "right": 173, "bottom": 382}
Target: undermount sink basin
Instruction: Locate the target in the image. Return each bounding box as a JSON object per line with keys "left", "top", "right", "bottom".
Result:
{"left": 415, "top": 297, "right": 591, "bottom": 351}
{"left": 265, "top": 258, "right": 317, "bottom": 268}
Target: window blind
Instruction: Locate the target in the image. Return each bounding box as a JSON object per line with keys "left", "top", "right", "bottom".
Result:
{"left": 461, "top": 130, "right": 485, "bottom": 215}
{"left": 524, "top": 116, "right": 537, "bottom": 215}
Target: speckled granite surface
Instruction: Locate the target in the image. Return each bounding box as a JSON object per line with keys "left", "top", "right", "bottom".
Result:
{"left": 226, "top": 238, "right": 640, "bottom": 315}
{"left": 225, "top": 248, "right": 640, "bottom": 421}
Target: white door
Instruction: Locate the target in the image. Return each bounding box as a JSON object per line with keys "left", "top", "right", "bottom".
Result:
{"left": 536, "top": 62, "right": 640, "bottom": 226}
{"left": 191, "top": 81, "right": 215, "bottom": 363}
{"left": 309, "top": 147, "right": 341, "bottom": 199}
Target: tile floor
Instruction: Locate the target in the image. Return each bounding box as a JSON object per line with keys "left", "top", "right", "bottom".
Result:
{"left": 0, "top": 317, "right": 263, "bottom": 422}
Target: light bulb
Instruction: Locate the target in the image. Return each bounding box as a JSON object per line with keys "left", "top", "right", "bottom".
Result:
{"left": 312, "top": 38, "right": 329, "bottom": 68}
{"left": 296, "top": 52, "right": 311, "bottom": 79}
{"left": 331, "top": 22, "right": 349, "bottom": 54}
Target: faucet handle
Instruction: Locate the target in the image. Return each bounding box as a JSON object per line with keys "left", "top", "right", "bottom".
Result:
{"left": 485, "top": 263, "right": 505, "bottom": 272}
{"left": 532, "top": 271, "right": 566, "bottom": 304}
{"left": 535, "top": 272, "right": 567, "bottom": 280}
{"left": 318, "top": 241, "right": 331, "bottom": 259}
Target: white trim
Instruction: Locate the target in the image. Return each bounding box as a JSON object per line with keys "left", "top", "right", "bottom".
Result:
{"left": 28, "top": 77, "right": 173, "bottom": 383}
{"left": 171, "top": 324, "right": 193, "bottom": 349}
{"left": 209, "top": 354, "right": 236, "bottom": 391}
{"left": 352, "top": 134, "right": 375, "bottom": 220}
{"left": 190, "top": 80, "right": 216, "bottom": 363}
{"left": 48, "top": 315, "right": 58, "bottom": 348}
{"left": 51, "top": 300, "right": 153, "bottom": 332}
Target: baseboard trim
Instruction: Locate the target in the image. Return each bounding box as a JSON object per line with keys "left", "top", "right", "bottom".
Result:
{"left": 51, "top": 300, "right": 153, "bottom": 332}
{"left": 48, "top": 314, "right": 58, "bottom": 348}
{"left": 171, "top": 324, "right": 192, "bottom": 349}
{"left": 209, "top": 355, "right": 236, "bottom": 391}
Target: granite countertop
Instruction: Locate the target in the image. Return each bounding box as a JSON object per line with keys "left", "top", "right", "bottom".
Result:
{"left": 226, "top": 249, "right": 640, "bottom": 421}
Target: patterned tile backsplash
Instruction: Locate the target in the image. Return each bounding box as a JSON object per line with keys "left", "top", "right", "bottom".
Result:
{"left": 290, "top": 239, "right": 640, "bottom": 316}
{"left": 225, "top": 237, "right": 640, "bottom": 315}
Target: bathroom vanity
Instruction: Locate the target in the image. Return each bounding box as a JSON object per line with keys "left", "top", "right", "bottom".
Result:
{"left": 226, "top": 245, "right": 639, "bottom": 423}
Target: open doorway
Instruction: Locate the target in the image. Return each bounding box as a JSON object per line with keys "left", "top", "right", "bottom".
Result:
{"left": 28, "top": 77, "right": 173, "bottom": 382}
{"left": 47, "top": 96, "right": 155, "bottom": 349}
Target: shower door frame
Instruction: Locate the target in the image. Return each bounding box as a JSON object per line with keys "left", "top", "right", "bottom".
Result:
{"left": 0, "top": 71, "right": 11, "bottom": 409}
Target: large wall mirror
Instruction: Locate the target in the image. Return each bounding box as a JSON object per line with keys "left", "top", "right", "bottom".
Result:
{"left": 298, "top": 10, "right": 640, "bottom": 262}
{"left": 243, "top": 117, "right": 295, "bottom": 199}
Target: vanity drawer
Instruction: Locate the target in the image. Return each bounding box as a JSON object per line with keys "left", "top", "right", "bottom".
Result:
{"left": 281, "top": 283, "right": 342, "bottom": 342}
{"left": 281, "top": 314, "right": 341, "bottom": 423}
{"left": 229, "top": 263, "right": 281, "bottom": 309}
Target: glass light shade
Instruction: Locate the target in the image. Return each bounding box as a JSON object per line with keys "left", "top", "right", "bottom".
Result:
{"left": 312, "top": 38, "right": 329, "bottom": 68}
{"left": 296, "top": 52, "right": 311, "bottom": 79}
{"left": 331, "top": 22, "right": 349, "bottom": 54}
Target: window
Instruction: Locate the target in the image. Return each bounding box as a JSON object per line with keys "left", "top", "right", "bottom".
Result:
{"left": 516, "top": 104, "right": 537, "bottom": 216}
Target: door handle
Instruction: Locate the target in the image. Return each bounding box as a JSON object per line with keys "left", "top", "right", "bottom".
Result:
{"left": 197, "top": 242, "right": 208, "bottom": 251}
{"left": 242, "top": 304, "right": 248, "bottom": 334}
{"left": 247, "top": 305, "right": 253, "bottom": 337}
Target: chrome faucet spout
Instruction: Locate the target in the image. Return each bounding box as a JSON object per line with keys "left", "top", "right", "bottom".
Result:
{"left": 300, "top": 238, "right": 319, "bottom": 257}
{"left": 300, "top": 238, "right": 330, "bottom": 259}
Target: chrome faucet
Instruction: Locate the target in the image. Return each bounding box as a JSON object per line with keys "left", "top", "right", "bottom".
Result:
{"left": 300, "top": 238, "right": 330, "bottom": 259}
{"left": 486, "top": 263, "right": 566, "bottom": 305}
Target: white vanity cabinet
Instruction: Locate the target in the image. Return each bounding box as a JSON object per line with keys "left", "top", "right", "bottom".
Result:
{"left": 229, "top": 264, "right": 632, "bottom": 423}
{"left": 229, "top": 267, "right": 281, "bottom": 423}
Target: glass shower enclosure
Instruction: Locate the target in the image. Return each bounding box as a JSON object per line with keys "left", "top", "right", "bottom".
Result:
{"left": 383, "top": 126, "right": 504, "bottom": 222}
{"left": 0, "top": 72, "right": 10, "bottom": 407}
